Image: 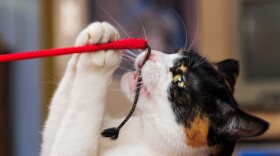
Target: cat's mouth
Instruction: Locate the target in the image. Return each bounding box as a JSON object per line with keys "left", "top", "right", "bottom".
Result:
{"left": 130, "top": 71, "right": 150, "bottom": 96}
{"left": 121, "top": 51, "right": 156, "bottom": 100}
{"left": 121, "top": 71, "right": 151, "bottom": 100}
{"left": 136, "top": 53, "right": 156, "bottom": 69}
{"left": 120, "top": 71, "right": 150, "bottom": 102}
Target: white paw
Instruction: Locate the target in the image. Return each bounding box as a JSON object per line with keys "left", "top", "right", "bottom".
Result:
{"left": 69, "top": 22, "right": 121, "bottom": 73}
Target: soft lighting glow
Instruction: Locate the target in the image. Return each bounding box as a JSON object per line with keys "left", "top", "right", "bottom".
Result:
{"left": 59, "top": 0, "right": 81, "bottom": 36}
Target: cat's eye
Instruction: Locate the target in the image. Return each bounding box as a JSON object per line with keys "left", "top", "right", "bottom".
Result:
{"left": 172, "top": 74, "right": 186, "bottom": 88}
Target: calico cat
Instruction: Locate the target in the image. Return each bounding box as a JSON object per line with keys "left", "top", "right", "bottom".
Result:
{"left": 41, "top": 22, "right": 268, "bottom": 156}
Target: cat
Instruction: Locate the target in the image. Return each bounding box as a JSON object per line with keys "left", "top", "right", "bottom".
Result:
{"left": 41, "top": 22, "right": 269, "bottom": 156}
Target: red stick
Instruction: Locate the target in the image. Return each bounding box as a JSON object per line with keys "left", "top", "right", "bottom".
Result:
{"left": 0, "top": 38, "right": 147, "bottom": 62}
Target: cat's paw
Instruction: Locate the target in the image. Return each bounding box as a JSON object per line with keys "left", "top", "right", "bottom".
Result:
{"left": 72, "top": 22, "right": 121, "bottom": 73}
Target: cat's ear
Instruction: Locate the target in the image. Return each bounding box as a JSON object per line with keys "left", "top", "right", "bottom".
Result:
{"left": 215, "top": 59, "right": 239, "bottom": 91}
{"left": 215, "top": 101, "right": 269, "bottom": 140}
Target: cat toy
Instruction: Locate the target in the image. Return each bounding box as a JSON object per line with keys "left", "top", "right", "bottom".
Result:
{"left": 0, "top": 38, "right": 151, "bottom": 140}
{"left": 0, "top": 38, "right": 147, "bottom": 62}
{"left": 102, "top": 44, "right": 151, "bottom": 140}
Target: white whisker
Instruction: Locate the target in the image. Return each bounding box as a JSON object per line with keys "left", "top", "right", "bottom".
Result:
{"left": 128, "top": 0, "right": 148, "bottom": 41}
{"left": 122, "top": 57, "right": 135, "bottom": 63}
{"left": 123, "top": 50, "right": 137, "bottom": 57}
{"left": 122, "top": 54, "right": 136, "bottom": 61}
{"left": 192, "top": 58, "right": 206, "bottom": 69}
{"left": 188, "top": 51, "right": 195, "bottom": 67}
{"left": 191, "top": 56, "right": 204, "bottom": 68}
{"left": 186, "top": 5, "right": 200, "bottom": 52}
{"left": 121, "top": 60, "right": 134, "bottom": 67}
{"left": 96, "top": 0, "right": 131, "bottom": 38}
{"left": 171, "top": 8, "right": 188, "bottom": 48}
{"left": 118, "top": 66, "right": 134, "bottom": 72}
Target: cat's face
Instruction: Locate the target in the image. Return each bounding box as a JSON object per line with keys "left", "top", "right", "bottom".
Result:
{"left": 121, "top": 49, "right": 268, "bottom": 155}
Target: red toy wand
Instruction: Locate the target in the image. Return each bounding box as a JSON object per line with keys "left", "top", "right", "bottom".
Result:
{"left": 0, "top": 38, "right": 147, "bottom": 62}
{"left": 0, "top": 38, "right": 150, "bottom": 140}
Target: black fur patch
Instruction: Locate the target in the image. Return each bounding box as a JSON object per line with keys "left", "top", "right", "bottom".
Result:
{"left": 167, "top": 49, "right": 269, "bottom": 154}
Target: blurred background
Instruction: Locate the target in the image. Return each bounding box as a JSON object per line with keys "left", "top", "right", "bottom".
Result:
{"left": 0, "top": 0, "right": 280, "bottom": 155}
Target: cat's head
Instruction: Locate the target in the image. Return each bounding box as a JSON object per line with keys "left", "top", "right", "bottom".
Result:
{"left": 121, "top": 49, "right": 268, "bottom": 155}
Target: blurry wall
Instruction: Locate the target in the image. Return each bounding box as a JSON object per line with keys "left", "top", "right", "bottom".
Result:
{"left": 0, "top": 0, "right": 41, "bottom": 156}
{"left": 0, "top": 39, "right": 11, "bottom": 156}
{"left": 52, "top": 0, "right": 88, "bottom": 78}
{"left": 197, "top": 0, "right": 233, "bottom": 61}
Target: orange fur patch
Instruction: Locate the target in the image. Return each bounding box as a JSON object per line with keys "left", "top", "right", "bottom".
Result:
{"left": 179, "top": 65, "right": 188, "bottom": 72}
{"left": 184, "top": 115, "right": 209, "bottom": 147}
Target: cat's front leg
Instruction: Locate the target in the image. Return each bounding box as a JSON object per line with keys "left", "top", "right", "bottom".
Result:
{"left": 41, "top": 55, "right": 79, "bottom": 156}
{"left": 48, "top": 22, "right": 121, "bottom": 156}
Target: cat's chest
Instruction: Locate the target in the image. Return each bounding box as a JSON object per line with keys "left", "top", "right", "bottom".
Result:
{"left": 99, "top": 143, "right": 159, "bottom": 156}
{"left": 98, "top": 143, "right": 209, "bottom": 156}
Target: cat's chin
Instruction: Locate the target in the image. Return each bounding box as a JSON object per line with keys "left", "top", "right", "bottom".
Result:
{"left": 120, "top": 72, "right": 150, "bottom": 102}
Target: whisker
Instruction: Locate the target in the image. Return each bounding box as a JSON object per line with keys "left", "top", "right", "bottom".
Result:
{"left": 133, "top": 51, "right": 140, "bottom": 55}
{"left": 96, "top": 0, "right": 131, "bottom": 38}
{"left": 123, "top": 50, "right": 137, "bottom": 57}
{"left": 188, "top": 51, "right": 194, "bottom": 67}
{"left": 128, "top": 0, "right": 148, "bottom": 41}
{"left": 117, "top": 66, "right": 133, "bottom": 71}
{"left": 171, "top": 8, "right": 187, "bottom": 48}
{"left": 192, "top": 58, "right": 206, "bottom": 69}
{"left": 187, "top": 53, "right": 191, "bottom": 66}
{"left": 120, "top": 61, "right": 134, "bottom": 67}
{"left": 191, "top": 56, "right": 204, "bottom": 68}
{"left": 126, "top": 0, "right": 147, "bottom": 54}
{"left": 43, "top": 73, "right": 58, "bottom": 83}
{"left": 114, "top": 68, "right": 133, "bottom": 75}
{"left": 122, "top": 54, "right": 135, "bottom": 61}
{"left": 122, "top": 57, "right": 135, "bottom": 63}
{"left": 118, "top": 66, "right": 134, "bottom": 72}
{"left": 186, "top": 5, "right": 200, "bottom": 52}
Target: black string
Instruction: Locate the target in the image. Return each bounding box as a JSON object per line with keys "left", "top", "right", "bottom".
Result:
{"left": 101, "top": 45, "right": 151, "bottom": 140}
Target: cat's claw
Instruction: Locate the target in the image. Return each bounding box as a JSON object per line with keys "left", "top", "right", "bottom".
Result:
{"left": 72, "top": 22, "right": 121, "bottom": 72}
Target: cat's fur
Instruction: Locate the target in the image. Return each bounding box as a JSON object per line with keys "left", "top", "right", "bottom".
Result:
{"left": 41, "top": 22, "right": 268, "bottom": 156}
